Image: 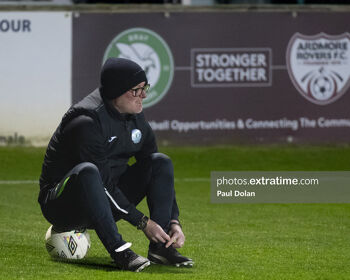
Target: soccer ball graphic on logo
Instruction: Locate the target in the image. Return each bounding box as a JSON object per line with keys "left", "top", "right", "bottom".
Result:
{"left": 309, "top": 74, "right": 335, "bottom": 101}
{"left": 45, "top": 225, "right": 91, "bottom": 259}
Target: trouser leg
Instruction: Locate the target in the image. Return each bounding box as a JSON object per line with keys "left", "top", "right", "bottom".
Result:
{"left": 40, "top": 162, "right": 125, "bottom": 257}
{"left": 115, "top": 153, "right": 179, "bottom": 231}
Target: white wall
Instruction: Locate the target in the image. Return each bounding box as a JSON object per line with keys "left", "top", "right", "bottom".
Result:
{"left": 0, "top": 12, "right": 71, "bottom": 144}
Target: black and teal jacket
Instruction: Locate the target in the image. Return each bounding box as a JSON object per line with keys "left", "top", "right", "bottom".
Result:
{"left": 39, "top": 88, "right": 158, "bottom": 226}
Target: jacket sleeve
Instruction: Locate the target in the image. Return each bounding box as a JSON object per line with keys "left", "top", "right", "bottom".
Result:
{"left": 65, "top": 115, "right": 144, "bottom": 226}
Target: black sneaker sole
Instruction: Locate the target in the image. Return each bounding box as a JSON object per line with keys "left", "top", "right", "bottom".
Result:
{"left": 148, "top": 253, "right": 194, "bottom": 267}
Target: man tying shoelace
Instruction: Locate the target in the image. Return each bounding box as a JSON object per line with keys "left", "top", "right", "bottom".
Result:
{"left": 38, "top": 57, "right": 193, "bottom": 272}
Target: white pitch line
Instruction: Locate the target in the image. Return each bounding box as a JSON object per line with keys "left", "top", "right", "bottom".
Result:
{"left": 0, "top": 178, "right": 210, "bottom": 185}
{"left": 175, "top": 178, "right": 209, "bottom": 182}
{"left": 0, "top": 180, "right": 38, "bottom": 185}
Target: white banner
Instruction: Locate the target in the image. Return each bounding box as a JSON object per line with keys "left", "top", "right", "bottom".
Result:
{"left": 0, "top": 12, "right": 72, "bottom": 145}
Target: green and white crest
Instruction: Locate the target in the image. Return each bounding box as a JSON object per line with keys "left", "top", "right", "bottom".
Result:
{"left": 103, "top": 28, "right": 174, "bottom": 108}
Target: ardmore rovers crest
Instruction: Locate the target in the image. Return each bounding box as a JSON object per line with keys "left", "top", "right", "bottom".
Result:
{"left": 286, "top": 32, "right": 350, "bottom": 105}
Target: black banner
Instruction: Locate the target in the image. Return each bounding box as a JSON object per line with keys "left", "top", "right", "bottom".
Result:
{"left": 73, "top": 11, "right": 350, "bottom": 144}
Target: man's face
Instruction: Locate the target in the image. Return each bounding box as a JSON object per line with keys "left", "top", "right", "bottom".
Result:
{"left": 113, "top": 81, "right": 146, "bottom": 114}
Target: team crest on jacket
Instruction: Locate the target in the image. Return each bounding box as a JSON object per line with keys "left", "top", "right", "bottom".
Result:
{"left": 286, "top": 32, "right": 350, "bottom": 105}
{"left": 131, "top": 129, "right": 142, "bottom": 144}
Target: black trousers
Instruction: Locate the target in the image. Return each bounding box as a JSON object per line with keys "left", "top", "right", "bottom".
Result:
{"left": 40, "top": 153, "right": 178, "bottom": 258}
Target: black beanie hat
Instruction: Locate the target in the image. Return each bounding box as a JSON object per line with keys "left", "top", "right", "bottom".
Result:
{"left": 100, "top": 57, "right": 148, "bottom": 100}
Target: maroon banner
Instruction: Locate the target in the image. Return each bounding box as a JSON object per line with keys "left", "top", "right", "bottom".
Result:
{"left": 73, "top": 11, "right": 350, "bottom": 144}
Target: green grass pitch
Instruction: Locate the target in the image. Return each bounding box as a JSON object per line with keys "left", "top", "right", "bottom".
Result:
{"left": 1, "top": 145, "right": 350, "bottom": 279}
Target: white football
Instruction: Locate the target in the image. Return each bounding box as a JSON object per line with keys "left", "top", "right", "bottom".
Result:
{"left": 45, "top": 225, "right": 91, "bottom": 259}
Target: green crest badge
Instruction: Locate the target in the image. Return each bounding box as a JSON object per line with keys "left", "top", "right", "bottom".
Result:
{"left": 103, "top": 28, "right": 174, "bottom": 108}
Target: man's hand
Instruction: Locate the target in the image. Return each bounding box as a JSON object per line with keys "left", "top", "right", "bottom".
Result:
{"left": 165, "top": 220, "right": 185, "bottom": 248}
{"left": 142, "top": 219, "right": 171, "bottom": 244}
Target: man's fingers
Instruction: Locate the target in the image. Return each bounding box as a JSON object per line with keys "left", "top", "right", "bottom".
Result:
{"left": 155, "top": 231, "right": 170, "bottom": 243}
{"left": 161, "top": 231, "right": 171, "bottom": 241}
{"left": 172, "top": 239, "right": 184, "bottom": 248}
{"left": 157, "top": 237, "right": 165, "bottom": 243}
{"left": 171, "top": 231, "right": 180, "bottom": 240}
{"left": 172, "top": 231, "right": 185, "bottom": 248}
{"left": 156, "top": 234, "right": 167, "bottom": 243}
{"left": 145, "top": 219, "right": 171, "bottom": 243}
{"left": 166, "top": 232, "right": 180, "bottom": 248}
{"left": 165, "top": 239, "right": 173, "bottom": 248}
{"left": 165, "top": 237, "right": 178, "bottom": 248}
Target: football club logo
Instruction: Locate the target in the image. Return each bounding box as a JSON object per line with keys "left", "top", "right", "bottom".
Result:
{"left": 131, "top": 129, "right": 142, "bottom": 144}
{"left": 103, "top": 28, "right": 174, "bottom": 108}
{"left": 286, "top": 32, "right": 350, "bottom": 105}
